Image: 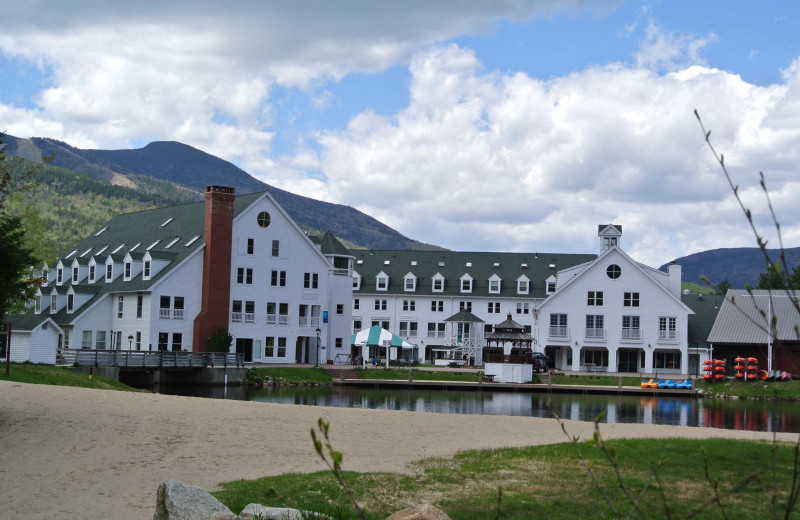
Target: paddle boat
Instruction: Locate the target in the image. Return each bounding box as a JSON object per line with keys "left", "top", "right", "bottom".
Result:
{"left": 657, "top": 379, "right": 677, "bottom": 389}
{"left": 640, "top": 378, "right": 658, "bottom": 389}
{"left": 675, "top": 379, "right": 693, "bottom": 390}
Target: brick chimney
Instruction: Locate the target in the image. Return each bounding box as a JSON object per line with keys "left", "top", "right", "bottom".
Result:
{"left": 192, "top": 186, "right": 235, "bottom": 352}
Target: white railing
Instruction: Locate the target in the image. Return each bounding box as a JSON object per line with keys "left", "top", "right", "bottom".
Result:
{"left": 621, "top": 328, "right": 641, "bottom": 340}
{"left": 278, "top": 315, "right": 289, "bottom": 325}
{"left": 310, "top": 317, "right": 319, "bottom": 327}
{"left": 159, "top": 308, "right": 171, "bottom": 319}
{"left": 299, "top": 316, "right": 309, "bottom": 327}
{"left": 658, "top": 330, "right": 678, "bottom": 341}
{"left": 231, "top": 312, "right": 243, "bottom": 323}
{"left": 585, "top": 328, "right": 605, "bottom": 339}
{"left": 266, "top": 314, "right": 277, "bottom": 324}
{"left": 549, "top": 326, "right": 568, "bottom": 338}
{"left": 58, "top": 349, "right": 244, "bottom": 368}
{"left": 173, "top": 308, "right": 184, "bottom": 320}
{"left": 244, "top": 313, "right": 255, "bottom": 323}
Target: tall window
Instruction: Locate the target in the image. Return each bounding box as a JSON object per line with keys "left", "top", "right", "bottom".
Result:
{"left": 143, "top": 260, "right": 151, "bottom": 278}
{"left": 117, "top": 296, "right": 124, "bottom": 318}
{"left": 247, "top": 238, "right": 254, "bottom": 255}
{"left": 585, "top": 315, "right": 604, "bottom": 339}
{"left": 271, "top": 240, "right": 280, "bottom": 257}
{"left": 173, "top": 297, "right": 184, "bottom": 319}
{"left": 159, "top": 296, "right": 171, "bottom": 319}
{"left": 587, "top": 291, "right": 603, "bottom": 306}
{"left": 67, "top": 293, "right": 74, "bottom": 312}
{"left": 336, "top": 304, "right": 344, "bottom": 315}
{"left": 265, "top": 337, "right": 275, "bottom": 357}
{"left": 659, "top": 316, "right": 677, "bottom": 340}
{"left": 549, "top": 314, "right": 568, "bottom": 337}
{"left": 135, "top": 331, "right": 141, "bottom": 350}
{"left": 171, "top": 333, "right": 183, "bottom": 351}
{"left": 244, "top": 301, "right": 255, "bottom": 323}
{"left": 73, "top": 267, "right": 79, "bottom": 283}
{"left": 623, "top": 292, "right": 640, "bottom": 307}
{"left": 231, "top": 300, "right": 243, "bottom": 322}
{"left": 95, "top": 331, "right": 107, "bottom": 350}
{"left": 622, "top": 316, "right": 641, "bottom": 340}
{"left": 136, "top": 294, "right": 143, "bottom": 318}
{"left": 158, "top": 332, "right": 169, "bottom": 351}
{"left": 278, "top": 303, "right": 289, "bottom": 324}
{"left": 353, "top": 298, "right": 360, "bottom": 310}
{"left": 124, "top": 261, "right": 131, "bottom": 279}
{"left": 277, "top": 337, "right": 287, "bottom": 357}
{"left": 105, "top": 264, "right": 113, "bottom": 282}
{"left": 51, "top": 294, "right": 58, "bottom": 312}
{"left": 89, "top": 265, "right": 96, "bottom": 282}
{"left": 57, "top": 268, "right": 63, "bottom": 284}
{"left": 237, "top": 268, "right": 253, "bottom": 284}
{"left": 81, "top": 330, "right": 92, "bottom": 349}
{"left": 266, "top": 302, "right": 277, "bottom": 323}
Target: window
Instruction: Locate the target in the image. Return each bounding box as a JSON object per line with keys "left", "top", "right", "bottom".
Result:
{"left": 304, "top": 273, "right": 319, "bottom": 289}
{"left": 547, "top": 281, "right": 556, "bottom": 293}
{"left": 67, "top": 293, "right": 74, "bottom": 312}
{"left": 72, "top": 266, "right": 79, "bottom": 283}
{"left": 89, "top": 265, "right": 96, "bottom": 282}
{"left": 459, "top": 301, "right": 472, "bottom": 312}
{"left": 585, "top": 315, "right": 605, "bottom": 339}
{"left": 278, "top": 303, "right": 289, "bottom": 324}
{"left": 587, "top": 291, "right": 603, "bottom": 306}
{"left": 607, "top": 264, "right": 621, "bottom": 279}
{"left": 353, "top": 320, "right": 362, "bottom": 333}
{"left": 135, "top": 331, "right": 141, "bottom": 350}
{"left": 516, "top": 302, "right": 529, "bottom": 314}
{"left": 277, "top": 337, "right": 286, "bottom": 357}
{"left": 158, "top": 332, "right": 169, "bottom": 351}
{"left": 265, "top": 337, "right": 275, "bottom": 357}
{"left": 583, "top": 349, "right": 609, "bottom": 367}
{"left": 489, "top": 278, "right": 501, "bottom": 293}
{"left": 95, "top": 331, "right": 107, "bottom": 350}
{"left": 244, "top": 301, "right": 255, "bottom": 323}
{"left": 57, "top": 267, "right": 63, "bottom": 284}
{"left": 427, "top": 322, "right": 446, "bottom": 338}
{"left": 432, "top": 277, "right": 444, "bottom": 292}
{"left": 173, "top": 297, "right": 184, "bottom": 319}
{"left": 271, "top": 270, "right": 286, "bottom": 287}
{"left": 171, "top": 333, "right": 183, "bottom": 351}
{"left": 63, "top": 328, "right": 70, "bottom": 349}
{"left": 257, "top": 211, "right": 271, "bottom": 228}
{"left": 460, "top": 277, "right": 472, "bottom": 293}
{"left": 117, "top": 296, "right": 124, "bottom": 318}
{"left": 399, "top": 321, "right": 418, "bottom": 337}
{"left": 266, "top": 302, "right": 277, "bottom": 324}
{"left": 136, "top": 294, "right": 143, "bottom": 319}
{"left": 654, "top": 351, "right": 681, "bottom": 370}
{"left": 336, "top": 304, "right": 344, "bottom": 315}
{"left": 159, "top": 296, "right": 171, "bottom": 319}
{"left": 231, "top": 300, "right": 243, "bottom": 322}
{"left": 51, "top": 294, "right": 58, "bottom": 312}
{"left": 402, "top": 300, "right": 416, "bottom": 312}
{"left": 81, "top": 330, "right": 92, "bottom": 349}
{"left": 353, "top": 298, "right": 360, "bottom": 310}
{"left": 143, "top": 260, "right": 151, "bottom": 278}
{"left": 237, "top": 267, "right": 253, "bottom": 284}
{"left": 549, "top": 314, "right": 568, "bottom": 337}
{"left": 271, "top": 240, "right": 280, "bottom": 257}
{"left": 488, "top": 302, "right": 500, "bottom": 313}
{"left": 374, "top": 299, "right": 387, "bottom": 311}
{"left": 247, "top": 238, "right": 254, "bottom": 255}
{"left": 624, "top": 292, "right": 640, "bottom": 307}
{"left": 352, "top": 275, "right": 361, "bottom": 290}
{"left": 404, "top": 276, "right": 416, "bottom": 291}
{"left": 659, "top": 317, "right": 677, "bottom": 341}
{"left": 603, "top": 237, "right": 618, "bottom": 250}
{"left": 376, "top": 275, "right": 388, "bottom": 291}
{"left": 35, "top": 294, "right": 41, "bottom": 313}
{"left": 124, "top": 261, "right": 131, "bottom": 279}
{"left": 518, "top": 279, "right": 529, "bottom": 294}
{"left": 431, "top": 300, "right": 444, "bottom": 312}
{"left": 622, "top": 316, "right": 641, "bottom": 340}
{"left": 105, "top": 264, "right": 113, "bottom": 282}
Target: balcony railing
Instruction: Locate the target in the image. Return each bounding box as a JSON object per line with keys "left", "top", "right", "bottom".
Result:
{"left": 585, "top": 328, "right": 606, "bottom": 339}
{"left": 621, "top": 328, "right": 641, "bottom": 340}
{"left": 310, "top": 317, "right": 320, "bottom": 327}
{"left": 159, "top": 308, "right": 171, "bottom": 319}
{"left": 549, "top": 326, "right": 568, "bottom": 338}
{"left": 173, "top": 308, "right": 184, "bottom": 320}
{"left": 244, "top": 313, "right": 255, "bottom": 323}
{"left": 299, "top": 316, "right": 309, "bottom": 327}
{"left": 278, "top": 315, "right": 289, "bottom": 325}
{"left": 231, "top": 312, "right": 243, "bottom": 323}
{"left": 658, "top": 330, "right": 678, "bottom": 341}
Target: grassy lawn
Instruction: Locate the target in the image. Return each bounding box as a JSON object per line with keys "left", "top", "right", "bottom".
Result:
{"left": 248, "top": 366, "right": 333, "bottom": 385}
{"left": 696, "top": 377, "right": 800, "bottom": 399}
{"left": 0, "top": 362, "right": 143, "bottom": 391}
{"left": 548, "top": 373, "right": 648, "bottom": 387}
{"left": 213, "top": 436, "right": 800, "bottom": 519}
{"left": 359, "top": 368, "right": 486, "bottom": 382}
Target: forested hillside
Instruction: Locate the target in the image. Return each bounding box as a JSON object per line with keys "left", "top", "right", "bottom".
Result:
{"left": 663, "top": 247, "right": 800, "bottom": 289}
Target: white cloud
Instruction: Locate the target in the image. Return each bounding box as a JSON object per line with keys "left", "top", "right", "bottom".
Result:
{"left": 319, "top": 44, "right": 800, "bottom": 266}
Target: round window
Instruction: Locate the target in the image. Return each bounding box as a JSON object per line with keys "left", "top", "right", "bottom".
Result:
{"left": 256, "top": 211, "right": 271, "bottom": 228}
{"left": 607, "top": 264, "right": 621, "bottom": 279}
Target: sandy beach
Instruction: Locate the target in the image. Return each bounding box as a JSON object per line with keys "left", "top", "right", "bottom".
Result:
{"left": 1, "top": 380, "right": 795, "bottom": 519}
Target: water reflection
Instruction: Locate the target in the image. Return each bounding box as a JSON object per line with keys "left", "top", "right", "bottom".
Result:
{"left": 152, "top": 383, "right": 800, "bottom": 433}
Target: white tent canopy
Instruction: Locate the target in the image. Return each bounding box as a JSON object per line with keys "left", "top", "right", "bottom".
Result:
{"left": 351, "top": 325, "right": 416, "bottom": 368}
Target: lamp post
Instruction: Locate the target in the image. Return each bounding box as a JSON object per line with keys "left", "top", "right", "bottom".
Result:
{"left": 315, "top": 327, "right": 321, "bottom": 367}
{"left": 128, "top": 334, "right": 134, "bottom": 350}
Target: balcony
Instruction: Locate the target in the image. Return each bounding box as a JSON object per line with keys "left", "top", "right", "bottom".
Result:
{"left": 585, "top": 328, "right": 606, "bottom": 340}
{"left": 658, "top": 330, "right": 678, "bottom": 341}
{"left": 549, "top": 326, "right": 568, "bottom": 338}
{"left": 621, "top": 328, "right": 641, "bottom": 341}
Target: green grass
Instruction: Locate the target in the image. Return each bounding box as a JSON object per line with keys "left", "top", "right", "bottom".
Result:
{"left": 358, "top": 368, "right": 488, "bottom": 382}
{"left": 697, "top": 377, "right": 800, "bottom": 399}
{"left": 549, "top": 374, "right": 648, "bottom": 387}
{"left": 0, "top": 362, "right": 143, "bottom": 391}
{"left": 212, "top": 437, "right": 800, "bottom": 519}
{"left": 248, "top": 366, "right": 333, "bottom": 385}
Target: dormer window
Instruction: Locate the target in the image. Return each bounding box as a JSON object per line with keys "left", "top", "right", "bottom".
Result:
{"left": 432, "top": 274, "right": 444, "bottom": 293}
{"left": 352, "top": 272, "right": 361, "bottom": 290}
{"left": 106, "top": 264, "right": 113, "bottom": 282}
{"left": 143, "top": 258, "right": 152, "bottom": 279}
{"left": 67, "top": 292, "right": 75, "bottom": 313}
{"left": 57, "top": 267, "right": 64, "bottom": 285}
{"left": 72, "top": 266, "right": 79, "bottom": 284}
{"left": 404, "top": 273, "right": 416, "bottom": 292}
{"left": 124, "top": 260, "right": 132, "bottom": 280}
{"left": 376, "top": 272, "right": 388, "bottom": 291}
{"left": 89, "top": 264, "right": 96, "bottom": 283}
{"left": 35, "top": 293, "right": 42, "bottom": 313}
{"left": 460, "top": 274, "right": 473, "bottom": 293}
{"left": 50, "top": 293, "right": 58, "bottom": 313}
{"left": 545, "top": 275, "right": 557, "bottom": 295}
{"left": 517, "top": 276, "right": 530, "bottom": 295}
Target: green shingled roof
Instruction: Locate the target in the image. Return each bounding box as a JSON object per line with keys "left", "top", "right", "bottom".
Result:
{"left": 351, "top": 249, "right": 596, "bottom": 298}
{"left": 682, "top": 293, "right": 724, "bottom": 348}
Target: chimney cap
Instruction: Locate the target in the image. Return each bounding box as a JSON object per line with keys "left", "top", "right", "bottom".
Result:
{"left": 206, "top": 185, "right": 235, "bottom": 194}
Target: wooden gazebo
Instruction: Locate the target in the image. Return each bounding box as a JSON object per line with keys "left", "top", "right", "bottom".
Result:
{"left": 484, "top": 313, "right": 533, "bottom": 364}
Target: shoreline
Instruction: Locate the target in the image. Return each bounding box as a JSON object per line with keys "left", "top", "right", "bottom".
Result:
{"left": 1, "top": 380, "right": 796, "bottom": 520}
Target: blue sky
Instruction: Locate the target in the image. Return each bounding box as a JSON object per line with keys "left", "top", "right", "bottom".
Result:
{"left": 2, "top": 1, "right": 799, "bottom": 270}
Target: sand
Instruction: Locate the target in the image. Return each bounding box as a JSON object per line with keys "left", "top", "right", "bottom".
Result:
{"left": 1, "top": 380, "right": 796, "bottom": 520}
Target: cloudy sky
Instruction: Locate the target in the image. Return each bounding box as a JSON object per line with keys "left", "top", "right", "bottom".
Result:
{"left": 2, "top": 1, "right": 799, "bottom": 269}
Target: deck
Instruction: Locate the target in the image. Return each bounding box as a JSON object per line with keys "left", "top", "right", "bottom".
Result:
{"left": 58, "top": 349, "right": 244, "bottom": 370}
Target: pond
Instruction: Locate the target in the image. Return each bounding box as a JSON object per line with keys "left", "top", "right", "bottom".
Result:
{"left": 153, "top": 383, "right": 800, "bottom": 433}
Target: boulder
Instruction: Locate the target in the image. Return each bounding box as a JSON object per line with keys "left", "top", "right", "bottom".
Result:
{"left": 153, "top": 478, "right": 237, "bottom": 520}
{"left": 240, "top": 503, "right": 332, "bottom": 519}
{"left": 386, "top": 504, "right": 451, "bottom": 520}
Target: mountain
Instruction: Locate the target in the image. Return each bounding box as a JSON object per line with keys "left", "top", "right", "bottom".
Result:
{"left": 662, "top": 247, "right": 800, "bottom": 289}
{"left": 3, "top": 135, "right": 441, "bottom": 251}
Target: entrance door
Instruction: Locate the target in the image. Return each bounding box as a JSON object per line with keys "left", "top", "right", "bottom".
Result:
{"left": 236, "top": 338, "right": 253, "bottom": 362}
{"left": 618, "top": 348, "right": 638, "bottom": 373}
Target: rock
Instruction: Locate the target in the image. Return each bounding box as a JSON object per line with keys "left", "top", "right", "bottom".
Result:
{"left": 240, "top": 503, "right": 331, "bottom": 519}
{"left": 153, "top": 478, "right": 237, "bottom": 520}
{"left": 385, "top": 504, "right": 451, "bottom": 520}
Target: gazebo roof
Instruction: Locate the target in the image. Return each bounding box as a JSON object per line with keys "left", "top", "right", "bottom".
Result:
{"left": 485, "top": 314, "right": 533, "bottom": 343}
